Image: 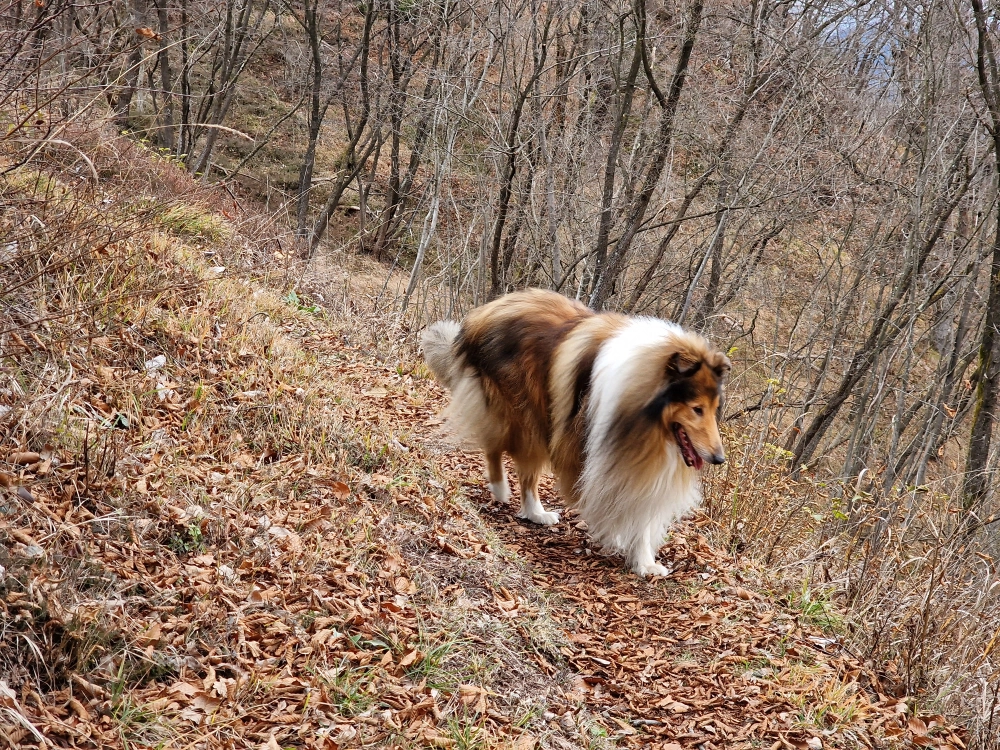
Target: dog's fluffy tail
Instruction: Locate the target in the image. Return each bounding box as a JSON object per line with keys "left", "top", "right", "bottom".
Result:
{"left": 421, "top": 320, "right": 462, "bottom": 389}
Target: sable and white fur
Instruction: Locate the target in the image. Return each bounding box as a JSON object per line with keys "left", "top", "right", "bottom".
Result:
{"left": 421, "top": 289, "right": 729, "bottom": 577}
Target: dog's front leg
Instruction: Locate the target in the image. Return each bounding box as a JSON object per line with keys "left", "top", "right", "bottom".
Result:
{"left": 630, "top": 525, "right": 672, "bottom": 578}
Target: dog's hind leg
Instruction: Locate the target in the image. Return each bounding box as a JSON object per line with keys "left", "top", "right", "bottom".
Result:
{"left": 486, "top": 451, "right": 510, "bottom": 503}
{"left": 515, "top": 463, "right": 560, "bottom": 526}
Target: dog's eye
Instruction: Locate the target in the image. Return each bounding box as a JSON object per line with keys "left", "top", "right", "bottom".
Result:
{"left": 693, "top": 406, "right": 704, "bottom": 416}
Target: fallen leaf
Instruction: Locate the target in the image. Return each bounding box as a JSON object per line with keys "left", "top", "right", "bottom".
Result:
{"left": 137, "top": 622, "right": 162, "bottom": 647}
{"left": 192, "top": 694, "right": 221, "bottom": 712}
{"left": 169, "top": 682, "right": 201, "bottom": 698}
{"left": 398, "top": 649, "right": 422, "bottom": 667}
{"left": 609, "top": 716, "right": 636, "bottom": 735}
{"left": 908, "top": 717, "right": 928, "bottom": 735}
{"left": 458, "top": 684, "right": 487, "bottom": 713}
{"left": 67, "top": 697, "right": 90, "bottom": 721}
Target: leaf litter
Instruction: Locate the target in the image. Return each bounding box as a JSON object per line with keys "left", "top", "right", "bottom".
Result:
{"left": 0, "top": 165, "right": 967, "bottom": 750}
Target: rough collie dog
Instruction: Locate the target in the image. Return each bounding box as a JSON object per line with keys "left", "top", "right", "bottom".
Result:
{"left": 422, "top": 289, "right": 730, "bottom": 577}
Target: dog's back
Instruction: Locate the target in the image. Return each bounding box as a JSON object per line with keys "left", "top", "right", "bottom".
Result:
{"left": 456, "top": 290, "right": 591, "bottom": 442}
{"left": 422, "top": 290, "right": 591, "bottom": 480}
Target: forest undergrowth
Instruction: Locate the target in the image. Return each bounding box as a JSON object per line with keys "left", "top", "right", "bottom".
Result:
{"left": 0, "top": 127, "right": 987, "bottom": 749}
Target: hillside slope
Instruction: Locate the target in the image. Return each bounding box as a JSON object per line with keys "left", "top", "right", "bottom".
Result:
{"left": 0, "top": 152, "right": 964, "bottom": 750}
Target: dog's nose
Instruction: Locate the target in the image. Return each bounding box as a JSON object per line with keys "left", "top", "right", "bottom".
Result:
{"left": 710, "top": 453, "right": 726, "bottom": 465}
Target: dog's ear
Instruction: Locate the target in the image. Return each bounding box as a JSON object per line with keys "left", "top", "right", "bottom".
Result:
{"left": 708, "top": 350, "right": 731, "bottom": 379}
{"left": 668, "top": 350, "right": 701, "bottom": 378}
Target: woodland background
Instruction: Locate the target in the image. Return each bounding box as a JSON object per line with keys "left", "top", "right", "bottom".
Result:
{"left": 3, "top": 0, "right": 1000, "bottom": 746}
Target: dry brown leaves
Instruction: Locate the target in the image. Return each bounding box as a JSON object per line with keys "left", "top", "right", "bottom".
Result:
{"left": 422, "top": 414, "right": 968, "bottom": 748}
{"left": 0, "top": 180, "right": 969, "bottom": 748}
{"left": 1, "top": 313, "right": 970, "bottom": 749}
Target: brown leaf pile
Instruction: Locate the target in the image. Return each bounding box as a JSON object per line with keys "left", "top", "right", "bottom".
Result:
{"left": 478, "top": 488, "right": 966, "bottom": 749}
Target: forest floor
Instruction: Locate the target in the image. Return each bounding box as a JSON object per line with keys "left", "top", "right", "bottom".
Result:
{"left": 0, "top": 154, "right": 966, "bottom": 750}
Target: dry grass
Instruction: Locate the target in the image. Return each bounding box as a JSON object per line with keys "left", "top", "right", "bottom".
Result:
{"left": 701, "top": 432, "right": 1000, "bottom": 749}
{"left": 0, "top": 128, "right": 590, "bottom": 749}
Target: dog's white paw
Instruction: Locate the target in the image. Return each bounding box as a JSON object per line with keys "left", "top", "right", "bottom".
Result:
{"left": 633, "top": 562, "right": 673, "bottom": 578}
{"left": 517, "top": 508, "right": 560, "bottom": 526}
{"left": 488, "top": 481, "right": 511, "bottom": 503}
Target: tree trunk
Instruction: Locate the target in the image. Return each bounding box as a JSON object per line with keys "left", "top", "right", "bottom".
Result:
{"left": 591, "top": 9, "right": 645, "bottom": 292}
{"left": 964, "top": 0, "right": 1000, "bottom": 514}
{"left": 487, "top": 12, "right": 552, "bottom": 300}
{"left": 179, "top": 0, "right": 191, "bottom": 156}
{"left": 296, "top": 0, "right": 323, "bottom": 238}
{"left": 154, "top": 0, "right": 174, "bottom": 150}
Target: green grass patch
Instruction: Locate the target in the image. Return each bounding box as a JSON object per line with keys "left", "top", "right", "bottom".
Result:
{"left": 159, "top": 204, "right": 231, "bottom": 242}
{"left": 320, "top": 659, "right": 380, "bottom": 717}
{"left": 787, "top": 581, "right": 843, "bottom": 632}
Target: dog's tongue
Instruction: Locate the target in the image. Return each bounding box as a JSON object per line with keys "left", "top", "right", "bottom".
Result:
{"left": 676, "top": 426, "right": 704, "bottom": 470}
{"left": 691, "top": 449, "right": 704, "bottom": 471}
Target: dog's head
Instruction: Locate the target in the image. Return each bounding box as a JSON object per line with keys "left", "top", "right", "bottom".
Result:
{"left": 650, "top": 342, "right": 730, "bottom": 470}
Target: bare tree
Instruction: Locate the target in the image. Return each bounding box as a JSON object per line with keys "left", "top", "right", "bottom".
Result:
{"left": 589, "top": 0, "right": 704, "bottom": 310}
{"left": 965, "top": 0, "right": 1000, "bottom": 515}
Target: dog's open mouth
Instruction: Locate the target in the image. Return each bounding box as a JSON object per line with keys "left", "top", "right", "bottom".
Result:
{"left": 672, "top": 424, "right": 704, "bottom": 470}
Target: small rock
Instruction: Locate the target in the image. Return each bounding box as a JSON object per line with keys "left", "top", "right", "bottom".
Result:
{"left": 558, "top": 712, "right": 576, "bottom": 732}
{"left": 807, "top": 738, "right": 823, "bottom": 750}
{"left": 23, "top": 545, "right": 44, "bottom": 559}
{"left": 808, "top": 635, "right": 837, "bottom": 649}
{"left": 144, "top": 355, "right": 166, "bottom": 371}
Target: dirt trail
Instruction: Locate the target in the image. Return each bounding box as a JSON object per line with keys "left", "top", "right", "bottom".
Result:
{"left": 412, "top": 389, "right": 961, "bottom": 750}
